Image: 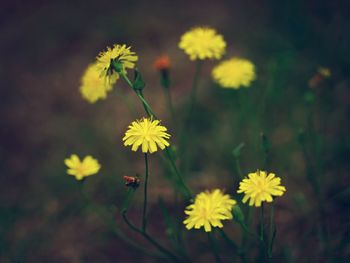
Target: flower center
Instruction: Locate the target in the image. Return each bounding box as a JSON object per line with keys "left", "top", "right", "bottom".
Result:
{"left": 140, "top": 125, "right": 153, "bottom": 140}
{"left": 76, "top": 164, "right": 86, "bottom": 176}
{"left": 256, "top": 181, "right": 267, "bottom": 193}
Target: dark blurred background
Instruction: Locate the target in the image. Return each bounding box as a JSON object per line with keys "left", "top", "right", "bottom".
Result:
{"left": 1, "top": 0, "right": 350, "bottom": 262}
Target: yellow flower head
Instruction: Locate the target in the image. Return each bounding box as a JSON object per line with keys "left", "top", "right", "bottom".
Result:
{"left": 212, "top": 57, "right": 256, "bottom": 89}
{"left": 237, "top": 170, "right": 286, "bottom": 207}
{"left": 122, "top": 118, "right": 171, "bottom": 153}
{"left": 179, "top": 27, "right": 226, "bottom": 61}
{"left": 96, "top": 44, "right": 138, "bottom": 83}
{"left": 79, "top": 63, "right": 118, "bottom": 103}
{"left": 183, "top": 189, "right": 236, "bottom": 232}
{"left": 64, "top": 154, "right": 101, "bottom": 180}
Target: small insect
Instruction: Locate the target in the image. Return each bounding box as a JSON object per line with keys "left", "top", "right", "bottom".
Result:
{"left": 123, "top": 175, "right": 140, "bottom": 189}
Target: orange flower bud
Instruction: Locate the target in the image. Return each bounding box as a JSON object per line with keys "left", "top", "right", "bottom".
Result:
{"left": 153, "top": 55, "right": 170, "bottom": 71}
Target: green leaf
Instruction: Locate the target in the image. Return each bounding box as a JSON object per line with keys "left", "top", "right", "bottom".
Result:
{"left": 232, "top": 204, "right": 245, "bottom": 224}
{"left": 133, "top": 69, "right": 146, "bottom": 91}
{"left": 160, "top": 70, "right": 171, "bottom": 89}
{"left": 121, "top": 188, "right": 136, "bottom": 212}
{"left": 232, "top": 142, "right": 245, "bottom": 158}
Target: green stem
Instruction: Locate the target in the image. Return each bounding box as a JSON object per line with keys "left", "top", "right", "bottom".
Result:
{"left": 261, "top": 133, "right": 270, "bottom": 171}
{"left": 165, "top": 148, "right": 192, "bottom": 199}
{"left": 136, "top": 90, "right": 156, "bottom": 118}
{"left": 208, "top": 232, "right": 222, "bottom": 263}
{"left": 120, "top": 70, "right": 191, "bottom": 199}
{"left": 268, "top": 205, "right": 275, "bottom": 259}
{"left": 121, "top": 188, "right": 136, "bottom": 212}
{"left": 187, "top": 61, "right": 202, "bottom": 124}
{"left": 260, "top": 204, "right": 265, "bottom": 242}
{"left": 121, "top": 72, "right": 134, "bottom": 87}
{"left": 164, "top": 88, "right": 177, "bottom": 128}
{"left": 221, "top": 229, "right": 249, "bottom": 262}
{"left": 119, "top": 72, "right": 156, "bottom": 118}
{"left": 79, "top": 185, "right": 160, "bottom": 258}
{"left": 178, "top": 61, "right": 202, "bottom": 182}
{"left": 219, "top": 229, "right": 238, "bottom": 248}
{"left": 122, "top": 211, "right": 182, "bottom": 263}
{"left": 142, "top": 153, "right": 149, "bottom": 232}
{"left": 239, "top": 221, "right": 256, "bottom": 237}
{"left": 235, "top": 157, "right": 243, "bottom": 179}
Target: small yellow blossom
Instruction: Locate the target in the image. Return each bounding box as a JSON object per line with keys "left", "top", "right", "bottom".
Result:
{"left": 179, "top": 27, "right": 226, "bottom": 60}
{"left": 96, "top": 44, "right": 138, "bottom": 83}
{"left": 64, "top": 154, "right": 101, "bottom": 180}
{"left": 183, "top": 189, "right": 236, "bottom": 232}
{"left": 237, "top": 170, "right": 286, "bottom": 207}
{"left": 123, "top": 118, "right": 170, "bottom": 153}
{"left": 212, "top": 57, "right": 256, "bottom": 89}
{"left": 80, "top": 63, "right": 117, "bottom": 103}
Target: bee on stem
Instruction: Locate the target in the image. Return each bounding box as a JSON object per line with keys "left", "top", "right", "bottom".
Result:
{"left": 123, "top": 175, "right": 140, "bottom": 189}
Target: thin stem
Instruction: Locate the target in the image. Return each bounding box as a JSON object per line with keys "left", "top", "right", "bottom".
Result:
{"left": 268, "top": 205, "right": 275, "bottom": 259}
{"left": 122, "top": 211, "right": 182, "bottom": 263}
{"left": 79, "top": 185, "right": 160, "bottom": 258}
{"left": 219, "top": 229, "right": 238, "bottom": 250}
{"left": 208, "top": 232, "right": 222, "bottom": 263}
{"left": 164, "top": 88, "right": 177, "bottom": 127}
{"left": 239, "top": 221, "right": 256, "bottom": 237}
{"left": 120, "top": 70, "right": 191, "bottom": 199}
{"left": 165, "top": 148, "right": 192, "bottom": 199}
{"left": 260, "top": 204, "right": 265, "bottom": 242}
{"left": 142, "top": 153, "right": 149, "bottom": 232}
{"left": 235, "top": 157, "right": 243, "bottom": 179}
{"left": 122, "top": 72, "right": 134, "bottom": 87}
{"left": 187, "top": 61, "right": 202, "bottom": 124}
{"left": 119, "top": 72, "right": 156, "bottom": 118}
{"left": 178, "top": 61, "right": 202, "bottom": 183}
{"left": 136, "top": 90, "right": 156, "bottom": 118}
{"left": 221, "top": 228, "right": 249, "bottom": 262}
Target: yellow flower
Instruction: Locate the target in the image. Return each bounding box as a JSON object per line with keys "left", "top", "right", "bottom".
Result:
{"left": 212, "top": 57, "right": 256, "bottom": 89}
{"left": 96, "top": 44, "right": 138, "bottom": 83}
{"left": 237, "top": 170, "right": 286, "bottom": 207}
{"left": 122, "top": 118, "right": 170, "bottom": 153}
{"left": 179, "top": 27, "right": 226, "bottom": 60}
{"left": 64, "top": 154, "right": 101, "bottom": 180}
{"left": 79, "top": 63, "right": 117, "bottom": 103}
{"left": 183, "top": 189, "right": 236, "bottom": 232}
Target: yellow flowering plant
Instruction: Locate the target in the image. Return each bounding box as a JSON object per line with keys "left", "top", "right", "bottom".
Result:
{"left": 184, "top": 189, "right": 237, "bottom": 232}
{"left": 123, "top": 118, "right": 171, "bottom": 153}
{"left": 80, "top": 63, "right": 117, "bottom": 103}
{"left": 237, "top": 170, "right": 286, "bottom": 207}
{"left": 64, "top": 154, "right": 101, "bottom": 180}
{"left": 179, "top": 27, "right": 226, "bottom": 61}
{"left": 67, "top": 27, "right": 293, "bottom": 263}
{"left": 97, "top": 44, "right": 138, "bottom": 83}
{"left": 212, "top": 57, "right": 256, "bottom": 89}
